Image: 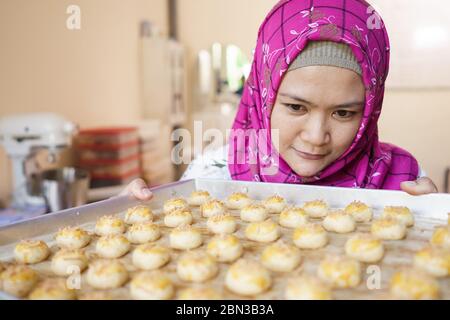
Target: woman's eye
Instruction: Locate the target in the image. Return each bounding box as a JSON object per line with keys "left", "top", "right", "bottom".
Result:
{"left": 284, "top": 104, "right": 306, "bottom": 112}
{"left": 333, "top": 110, "right": 356, "bottom": 119}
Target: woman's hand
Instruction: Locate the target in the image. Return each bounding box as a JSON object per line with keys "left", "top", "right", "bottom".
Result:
{"left": 120, "top": 179, "right": 153, "bottom": 201}
{"left": 400, "top": 177, "right": 438, "bottom": 196}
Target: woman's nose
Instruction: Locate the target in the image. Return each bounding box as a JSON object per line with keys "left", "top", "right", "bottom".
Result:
{"left": 300, "top": 117, "right": 330, "bottom": 147}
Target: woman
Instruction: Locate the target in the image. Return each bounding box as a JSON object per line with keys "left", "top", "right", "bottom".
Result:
{"left": 124, "top": 0, "right": 437, "bottom": 201}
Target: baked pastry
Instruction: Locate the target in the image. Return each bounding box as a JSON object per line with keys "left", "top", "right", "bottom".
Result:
{"left": 77, "top": 291, "right": 113, "bottom": 300}
{"left": 261, "top": 240, "right": 302, "bottom": 272}
{"left": 0, "top": 265, "right": 39, "bottom": 298}
{"left": 28, "top": 278, "right": 76, "bottom": 300}
{"left": 177, "top": 251, "right": 218, "bottom": 283}
{"left": 240, "top": 204, "right": 269, "bottom": 222}
{"left": 169, "top": 225, "right": 203, "bottom": 250}
{"left": 163, "top": 197, "right": 189, "bottom": 213}
{"left": 293, "top": 223, "right": 328, "bottom": 249}
{"left": 317, "top": 255, "right": 361, "bottom": 289}
{"left": 164, "top": 209, "right": 193, "bottom": 228}
{"left": 126, "top": 221, "right": 161, "bottom": 244}
{"left": 207, "top": 234, "right": 243, "bottom": 263}
{"left": 371, "top": 218, "right": 407, "bottom": 240}
{"left": 303, "top": 200, "right": 329, "bottom": 218}
{"left": 51, "top": 249, "right": 88, "bottom": 276}
{"left": 430, "top": 226, "right": 450, "bottom": 249}
{"left": 96, "top": 235, "right": 131, "bottom": 259}
{"left": 95, "top": 215, "right": 126, "bottom": 236}
{"left": 14, "top": 240, "right": 50, "bottom": 264}
{"left": 201, "top": 199, "right": 226, "bottom": 217}
{"left": 206, "top": 213, "right": 237, "bottom": 234}
{"left": 55, "top": 227, "right": 91, "bottom": 249}
{"left": 413, "top": 246, "right": 450, "bottom": 278}
{"left": 344, "top": 201, "right": 373, "bottom": 223}
{"left": 86, "top": 259, "right": 128, "bottom": 290}
{"left": 178, "top": 287, "right": 223, "bottom": 300}
{"left": 279, "top": 207, "right": 309, "bottom": 228}
{"left": 322, "top": 210, "right": 356, "bottom": 234}
{"left": 284, "top": 274, "right": 332, "bottom": 300}
{"left": 345, "top": 234, "right": 385, "bottom": 263}
{"left": 225, "top": 259, "right": 271, "bottom": 296}
{"left": 130, "top": 271, "right": 174, "bottom": 300}
{"left": 188, "top": 190, "right": 211, "bottom": 206}
{"left": 382, "top": 206, "right": 414, "bottom": 227}
{"left": 245, "top": 219, "right": 280, "bottom": 243}
{"left": 263, "top": 195, "right": 287, "bottom": 214}
{"left": 124, "top": 206, "right": 153, "bottom": 225}
{"left": 226, "top": 192, "right": 252, "bottom": 210}
{"left": 390, "top": 269, "right": 440, "bottom": 300}
{"left": 132, "top": 244, "right": 171, "bottom": 270}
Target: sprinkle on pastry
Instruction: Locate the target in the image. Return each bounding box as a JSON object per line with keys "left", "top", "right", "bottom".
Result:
{"left": 164, "top": 208, "right": 193, "bottom": 228}
{"left": 126, "top": 221, "right": 161, "bottom": 244}
{"left": 169, "top": 225, "right": 203, "bottom": 250}
{"left": 124, "top": 206, "right": 153, "bottom": 225}
{"left": 279, "top": 207, "right": 309, "bottom": 228}
{"left": 302, "top": 200, "right": 329, "bottom": 218}
{"left": 226, "top": 192, "right": 252, "bottom": 210}
{"left": 0, "top": 265, "right": 39, "bottom": 298}
{"left": 55, "top": 227, "right": 91, "bottom": 249}
{"left": 207, "top": 234, "right": 243, "bottom": 263}
{"left": 390, "top": 269, "right": 440, "bottom": 300}
{"left": 86, "top": 259, "right": 129, "bottom": 290}
{"left": 371, "top": 218, "right": 407, "bottom": 240}
{"left": 344, "top": 201, "right": 373, "bottom": 223}
{"left": 382, "top": 206, "right": 414, "bottom": 227}
{"left": 322, "top": 210, "right": 356, "bottom": 234}
{"left": 345, "top": 234, "right": 385, "bottom": 263}
{"left": 14, "top": 240, "right": 50, "bottom": 264}
{"left": 177, "top": 251, "right": 218, "bottom": 283}
{"left": 245, "top": 219, "right": 280, "bottom": 243}
{"left": 51, "top": 249, "right": 89, "bottom": 276}
{"left": 413, "top": 246, "right": 450, "bottom": 278}
{"left": 206, "top": 213, "right": 237, "bottom": 234}
{"left": 261, "top": 240, "right": 302, "bottom": 272}
{"left": 132, "top": 244, "right": 171, "bottom": 270}
{"left": 130, "top": 271, "right": 174, "bottom": 300}
{"left": 28, "top": 278, "right": 76, "bottom": 300}
{"left": 285, "top": 274, "right": 332, "bottom": 300}
{"left": 188, "top": 190, "right": 211, "bottom": 206}
{"left": 95, "top": 215, "right": 126, "bottom": 236}
{"left": 201, "top": 199, "right": 226, "bottom": 218}
{"left": 96, "top": 234, "right": 131, "bottom": 259}
{"left": 240, "top": 204, "right": 269, "bottom": 222}
{"left": 163, "top": 197, "right": 189, "bottom": 214}
{"left": 317, "top": 255, "right": 361, "bottom": 289}
{"left": 430, "top": 226, "right": 450, "bottom": 249}
{"left": 225, "top": 259, "right": 272, "bottom": 296}
{"left": 263, "top": 195, "right": 287, "bottom": 214}
{"left": 293, "top": 223, "right": 328, "bottom": 249}
{"left": 178, "top": 286, "right": 223, "bottom": 300}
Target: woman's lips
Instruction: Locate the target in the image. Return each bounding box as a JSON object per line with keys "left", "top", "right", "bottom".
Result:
{"left": 292, "top": 147, "right": 327, "bottom": 160}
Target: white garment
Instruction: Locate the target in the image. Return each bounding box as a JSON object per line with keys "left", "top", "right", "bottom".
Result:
{"left": 181, "top": 144, "right": 426, "bottom": 181}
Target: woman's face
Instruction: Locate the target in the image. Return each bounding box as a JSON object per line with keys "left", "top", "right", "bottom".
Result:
{"left": 270, "top": 65, "right": 365, "bottom": 178}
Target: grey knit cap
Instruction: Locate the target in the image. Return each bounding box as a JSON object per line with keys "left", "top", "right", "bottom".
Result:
{"left": 288, "top": 41, "right": 362, "bottom": 76}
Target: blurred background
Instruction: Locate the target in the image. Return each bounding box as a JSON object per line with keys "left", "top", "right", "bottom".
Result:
{"left": 1, "top": 0, "right": 450, "bottom": 213}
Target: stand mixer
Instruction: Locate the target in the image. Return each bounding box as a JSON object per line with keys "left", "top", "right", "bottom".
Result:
{"left": 0, "top": 113, "right": 77, "bottom": 208}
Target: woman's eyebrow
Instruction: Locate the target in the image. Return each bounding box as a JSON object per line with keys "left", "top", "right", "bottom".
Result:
{"left": 279, "top": 92, "right": 364, "bottom": 109}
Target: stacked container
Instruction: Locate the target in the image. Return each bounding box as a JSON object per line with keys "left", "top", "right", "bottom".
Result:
{"left": 75, "top": 127, "right": 141, "bottom": 188}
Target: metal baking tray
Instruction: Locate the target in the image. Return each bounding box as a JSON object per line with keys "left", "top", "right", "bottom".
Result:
{"left": 0, "top": 179, "right": 449, "bottom": 300}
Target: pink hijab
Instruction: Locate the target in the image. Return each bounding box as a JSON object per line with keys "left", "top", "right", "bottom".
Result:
{"left": 228, "top": 0, "right": 419, "bottom": 190}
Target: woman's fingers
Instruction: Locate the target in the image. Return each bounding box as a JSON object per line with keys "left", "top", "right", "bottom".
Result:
{"left": 120, "top": 179, "right": 153, "bottom": 201}
{"left": 400, "top": 177, "right": 438, "bottom": 196}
